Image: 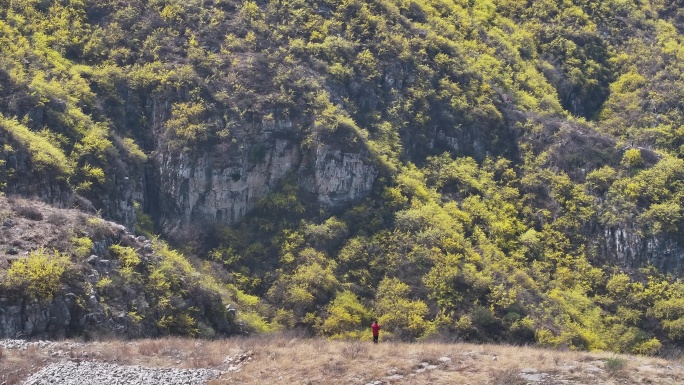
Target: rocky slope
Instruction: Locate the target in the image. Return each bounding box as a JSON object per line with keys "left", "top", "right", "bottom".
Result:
{"left": 0, "top": 197, "right": 235, "bottom": 340}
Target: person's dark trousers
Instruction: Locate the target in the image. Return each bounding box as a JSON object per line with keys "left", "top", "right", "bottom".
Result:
{"left": 373, "top": 336, "right": 378, "bottom": 343}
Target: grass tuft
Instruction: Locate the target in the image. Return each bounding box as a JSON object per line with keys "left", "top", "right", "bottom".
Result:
{"left": 340, "top": 340, "right": 368, "bottom": 360}
{"left": 489, "top": 367, "right": 526, "bottom": 385}
{"left": 604, "top": 356, "right": 627, "bottom": 373}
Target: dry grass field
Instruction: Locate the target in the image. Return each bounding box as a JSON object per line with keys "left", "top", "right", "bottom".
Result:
{"left": 2, "top": 335, "right": 684, "bottom": 384}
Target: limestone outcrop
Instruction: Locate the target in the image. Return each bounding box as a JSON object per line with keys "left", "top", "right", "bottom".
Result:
{"left": 156, "top": 129, "right": 378, "bottom": 231}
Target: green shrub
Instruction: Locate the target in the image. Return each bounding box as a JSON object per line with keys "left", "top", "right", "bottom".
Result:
{"left": 239, "top": 310, "right": 278, "bottom": 333}
{"left": 133, "top": 201, "right": 155, "bottom": 236}
{"left": 0, "top": 116, "right": 73, "bottom": 177}
{"left": 375, "top": 277, "right": 429, "bottom": 340}
{"left": 319, "top": 290, "right": 373, "bottom": 337}
{"left": 109, "top": 244, "right": 141, "bottom": 268}
{"left": 604, "top": 356, "right": 627, "bottom": 373}
{"left": 165, "top": 101, "right": 212, "bottom": 148}
{"left": 5, "top": 249, "right": 71, "bottom": 302}
{"left": 71, "top": 235, "right": 93, "bottom": 258}
{"left": 120, "top": 138, "right": 148, "bottom": 163}
{"left": 157, "top": 312, "right": 200, "bottom": 336}
{"left": 109, "top": 244, "right": 141, "bottom": 283}
{"left": 95, "top": 277, "right": 114, "bottom": 299}
{"left": 622, "top": 148, "right": 643, "bottom": 168}
{"left": 470, "top": 305, "right": 502, "bottom": 334}
{"left": 631, "top": 338, "right": 662, "bottom": 356}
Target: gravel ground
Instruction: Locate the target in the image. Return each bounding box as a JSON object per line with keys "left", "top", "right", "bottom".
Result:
{"left": 0, "top": 339, "right": 85, "bottom": 350}
{"left": 22, "top": 361, "right": 223, "bottom": 385}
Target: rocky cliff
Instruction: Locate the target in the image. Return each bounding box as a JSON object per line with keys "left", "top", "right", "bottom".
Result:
{"left": 603, "top": 227, "right": 684, "bottom": 275}
{"left": 0, "top": 197, "right": 234, "bottom": 339}
{"left": 155, "top": 118, "right": 378, "bottom": 231}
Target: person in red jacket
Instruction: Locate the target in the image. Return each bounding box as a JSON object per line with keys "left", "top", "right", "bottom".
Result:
{"left": 371, "top": 320, "right": 381, "bottom": 343}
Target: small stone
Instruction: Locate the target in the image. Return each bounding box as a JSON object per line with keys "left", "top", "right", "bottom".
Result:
{"left": 520, "top": 372, "right": 548, "bottom": 382}
{"left": 438, "top": 356, "right": 452, "bottom": 363}
{"left": 96, "top": 259, "right": 112, "bottom": 272}
{"left": 87, "top": 272, "right": 100, "bottom": 284}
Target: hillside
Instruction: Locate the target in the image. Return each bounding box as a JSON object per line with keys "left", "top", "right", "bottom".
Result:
{"left": 0, "top": 196, "right": 237, "bottom": 339}
{"left": 3, "top": 0, "right": 684, "bottom": 355}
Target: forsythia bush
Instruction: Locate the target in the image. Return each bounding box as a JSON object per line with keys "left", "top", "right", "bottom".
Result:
{"left": 6, "top": 249, "right": 71, "bottom": 302}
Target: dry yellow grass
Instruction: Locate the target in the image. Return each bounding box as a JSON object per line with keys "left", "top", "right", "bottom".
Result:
{"left": 2, "top": 335, "right": 684, "bottom": 384}
{"left": 215, "top": 337, "right": 684, "bottom": 385}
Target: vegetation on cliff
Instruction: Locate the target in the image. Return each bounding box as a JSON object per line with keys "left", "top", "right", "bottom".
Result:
{"left": 3, "top": 0, "right": 684, "bottom": 354}
{"left": 0, "top": 197, "right": 238, "bottom": 338}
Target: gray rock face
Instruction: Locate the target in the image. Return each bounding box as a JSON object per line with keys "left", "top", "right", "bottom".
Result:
{"left": 158, "top": 136, "right": 377, "bottom": 231}
{"left": 158, "top": 138, "right": 302, "bottom": 228}
{"left": 0, "top": 150, "right": 73, "bottom": 209}
{"left": 48, "top": 295, "right": 74, "bottom": 332}
{"left": 0, "top": 295, "right": 78, "bottom": 339}
{"left": 304, "top": 144, "right": 378, "bottom": 207}
{"left": 0, "top": 303, "right": 22, "bottom": 338}
{"left": 23, "top": 303, "right": 49, "bottom": 336}
{"left": 603, "top": 227, "right": 684, "bottom": 274}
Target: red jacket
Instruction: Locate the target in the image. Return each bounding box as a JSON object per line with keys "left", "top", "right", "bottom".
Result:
{"left": 371, "top": 322, "right": 381, "bottom": 336}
